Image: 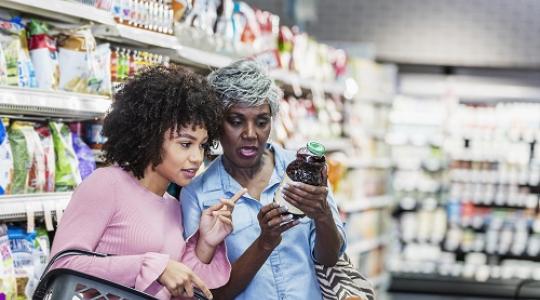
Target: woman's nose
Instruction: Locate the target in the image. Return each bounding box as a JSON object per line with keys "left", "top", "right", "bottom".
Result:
{"left": 242, "top": 123, "right": 256, "bottom": 139}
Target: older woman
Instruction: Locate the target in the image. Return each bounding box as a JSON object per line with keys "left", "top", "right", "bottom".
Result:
{"left": 181, "top": 60, "right": 346, "bottom": 300}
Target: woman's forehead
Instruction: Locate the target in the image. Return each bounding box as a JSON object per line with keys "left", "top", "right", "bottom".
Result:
{"left": 227, "top": 103, "right": 271, "bottom": 114}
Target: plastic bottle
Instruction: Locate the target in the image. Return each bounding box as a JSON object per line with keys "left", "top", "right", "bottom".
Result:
{"left": 110, "top": 46, "right": 118, "bottom": 83}
{"left": 274, "top": 141, "right": 326, "bottom": 217}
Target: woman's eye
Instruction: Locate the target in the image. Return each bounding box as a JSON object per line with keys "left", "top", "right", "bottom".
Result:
{"left": 180, "top": 143, "right": 191, "bottom": 148}
{"left": 257, "top": 119, "right": 270, "bottom": 127}
{"left": 228, "top": 119, "right": 242, "bottom": 126}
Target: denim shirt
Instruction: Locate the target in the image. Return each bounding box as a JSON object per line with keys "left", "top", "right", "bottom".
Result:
{"left": 181, "top": 143, "right": 347, "bottom": 300}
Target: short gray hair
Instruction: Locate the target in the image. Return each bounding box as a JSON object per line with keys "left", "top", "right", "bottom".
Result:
{"left": 207, "top": 59, "right": 282, "bottom": 116}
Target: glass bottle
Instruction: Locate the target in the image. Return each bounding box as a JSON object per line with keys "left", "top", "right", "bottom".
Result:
{"left": 275, "top": 141, "right": 326, "bottom": 218}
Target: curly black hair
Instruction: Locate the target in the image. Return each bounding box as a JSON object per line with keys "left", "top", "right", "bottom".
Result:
{"left": 102, "top": 65, "right": 222, "bottom": 179}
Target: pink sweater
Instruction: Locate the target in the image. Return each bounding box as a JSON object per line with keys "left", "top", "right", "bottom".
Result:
{"left": 50, "top": 166, "right": 231, "bottom": 299}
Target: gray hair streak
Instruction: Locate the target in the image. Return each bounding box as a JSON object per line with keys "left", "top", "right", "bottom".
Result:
{"left": 207, "top": 59, "right": 282, "bottom": 116}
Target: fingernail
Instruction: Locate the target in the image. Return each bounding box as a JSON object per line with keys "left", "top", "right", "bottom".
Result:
{"left": 286, "top": 214, "right": 294, "bottom": 220}
{"left": 284, "top": 183, "right": 289, "bottom": 189}
{"left": 280, "top": 207, "right": 288, "bottom": 213}
{"left": 273, "top": 202, "right": 279, "bottom": 208}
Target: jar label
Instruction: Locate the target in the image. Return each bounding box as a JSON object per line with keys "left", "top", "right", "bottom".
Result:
{"left": 274, "top": 174, "right": 305, "bottom": 216}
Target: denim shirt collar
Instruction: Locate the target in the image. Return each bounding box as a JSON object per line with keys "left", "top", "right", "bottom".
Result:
{"left": 202, "top": 143, "right": 290, "bottom": 199}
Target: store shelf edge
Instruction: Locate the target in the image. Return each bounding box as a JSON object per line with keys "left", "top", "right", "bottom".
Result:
{"left": 0, "top": 192, "right": 72, "bottom": 220}
{"left": 341, "top": 195, "right": 394, "bottom": 213}
{"left": 1, "top": 0, "right": 115, "bottom": 25}
{"left": 0, "top": 86, "right": 111, "bottom": 119}
{"left": 347, "top": 234, "right": 391, "bottom": 254}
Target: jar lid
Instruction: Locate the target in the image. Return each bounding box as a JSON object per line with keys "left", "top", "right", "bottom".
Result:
{"left": 307, "top": 141, "right": 326, "bottom": 156}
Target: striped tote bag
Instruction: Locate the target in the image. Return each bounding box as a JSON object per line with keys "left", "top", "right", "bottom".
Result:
{"left": 315, "top": 253, "right": 375, "bottom": 300}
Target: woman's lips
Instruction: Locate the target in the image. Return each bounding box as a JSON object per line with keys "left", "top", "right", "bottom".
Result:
{"left": 181, "top": 169, "right": 197, "bottom": 179}
{"left": 238, "top": 146, "right": 258, "bottom": 159}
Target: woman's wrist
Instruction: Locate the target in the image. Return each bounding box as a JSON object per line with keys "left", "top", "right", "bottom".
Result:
{"left": 195, "top": 235, "right": 217, "bottom": 264}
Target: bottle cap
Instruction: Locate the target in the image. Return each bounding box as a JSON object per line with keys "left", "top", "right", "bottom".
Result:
{"left": 307, "top": 141, "right": 325, "bottom": 156}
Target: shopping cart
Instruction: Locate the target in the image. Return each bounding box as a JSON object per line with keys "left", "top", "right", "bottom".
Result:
{"left": 33, "top": 249, "right": 208, "bottom": 300}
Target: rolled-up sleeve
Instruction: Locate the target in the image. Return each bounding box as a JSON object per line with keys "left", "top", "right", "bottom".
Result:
{"left": 309, "top": 187, "right": 347, "bottom": 261}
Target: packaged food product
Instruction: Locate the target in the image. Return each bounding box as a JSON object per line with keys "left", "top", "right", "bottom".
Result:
{"left": 172, "top": 0, "right": 191, "bottom": 22}
{"left": 85, "top": 121, "right": 106, "bottom": 149}
{"left": 7, "top": 227, "right": 34, "bottom": 300}
{"left": 35, "top": 125, "right": 55, "bottom": 193}
{"left": 0, "top": 224, "right": 16, "bottom": 300}
{"left": 8, "top": 122, "right": 46, "bottom": 194}
{"left": 49, "top": 122, "right": 81, "bottom": 191}
{"left": 89, "top": 43, "right": 111, "bottom": 96}
{"left": 24, "top": 228, "right": 49, "bottom": 298}
{"left": 0, "top": 18, "right": 37, "bottom": 88}
{"left": 27, "top": 20, "right": 59, "bottom": 90}
{"left": 57, "top": 27, "right": 97, "bottom": 93}
{"left": 0, "top": 119, "right": 13, "bottom": 195}
{"left": 0, "top": 44, "right": 8, "bottom": 85}
{"left": 274, "top": 141, "right": 327, "bottom": 217}
{"left": 72, "top": 133, "right": 96, "bottom": 180}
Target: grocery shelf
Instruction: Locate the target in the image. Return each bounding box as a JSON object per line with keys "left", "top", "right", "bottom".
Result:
{"left": 343, "top": 157, "right": 393, "bottom": 169}
{"left": 0, "top": 0, "right": 115, "bottom": 25}
{"left": 269, "top": 69, "right": 346, "bottom": 95}
{"left": 389, "top": 272, "right": 540, "bottom": 299}
{"left": 355, "top": 95, "right": 394, "bottom": 106}
{"left": 0, "top": 192, "right": 72, "bottom": 221}
{"left": 92, "top": 24, "right": 179, "bottom": 50}
{"left": 175, "top": 46, "right": 236, "bottom": 69}
{"left": 370, "top": 272, "right": 390, "bottom": 288}
{"left": 340, "top": 195, "right": 394, "bottom": 213}
{"left": 0, "top": 1, "right": 347, "bottom": 95}
{"left": 0, "top": 86, "right": 111, "bottom": 119}
{"left": 347, "top": 234, "right": 392, "bottom": 254}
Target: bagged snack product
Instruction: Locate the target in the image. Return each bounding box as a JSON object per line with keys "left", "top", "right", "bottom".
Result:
{"left": 0, "top": 224, "right": 16, "bottom": 300}
{"left": 49, "top": 122, "right": 81, "bottom": 191}
{"left": 0, "top": 119, "right": 13, "bottom": 195}
{"left": 7, "top": 227, "right": 34, "bottom": 300}
{"left": 27, "top": 20, "right": 59, "bottom": 90}
{"left": 0, "top": 18, "right": 37, "bottom": 88}
{"left": 72, "top": 132, "right": 96, "bottom": 180}
{"left": 8, "top": 122, "right": 46, "bottom": 194}
{"left": 35, "top": 125, "right": 55, "bottom": 192}
{"left": 23, "top": 228, "right": 49, "bottom": 299}
{"left": 57, "top": 27, "right": 97, "bottom": 93}
{"left": 0, "top": 44, "right": 8, "bottom": 85}
{"left": 89, "top": 43, "right": 111, "bottom": 96}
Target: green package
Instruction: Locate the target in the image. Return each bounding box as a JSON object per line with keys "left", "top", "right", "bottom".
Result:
{"left": 49, "top": 122, "right": 81, "bottom": 191}
{"left": 8, "top": 122, "right": 31, "bottom": 194}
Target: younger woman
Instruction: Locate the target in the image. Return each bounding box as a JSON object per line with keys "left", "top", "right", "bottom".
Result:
{"left": 50, "top": 65, "right": 244, "bottom": 299}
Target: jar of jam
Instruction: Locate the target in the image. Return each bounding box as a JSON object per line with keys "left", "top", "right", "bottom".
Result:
{"left": 275, "top": 141, "right": 326, "bottom": 218}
